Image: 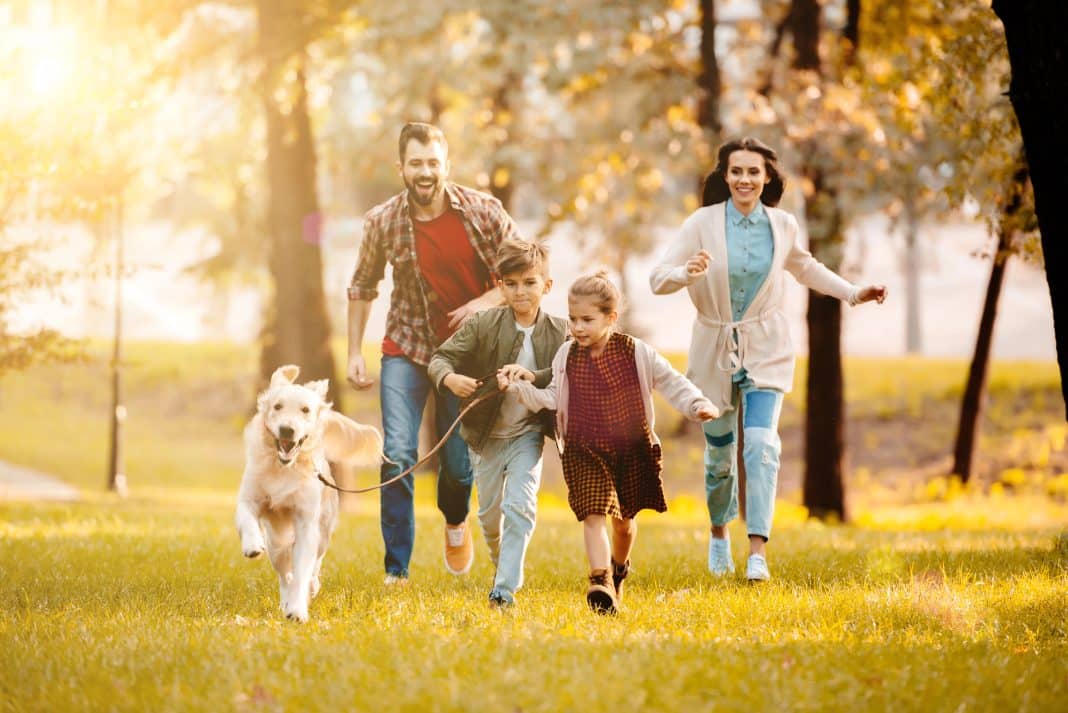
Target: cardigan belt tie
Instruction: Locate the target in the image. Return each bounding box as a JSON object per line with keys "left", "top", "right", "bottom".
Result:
{"left": 697, "top": 310, "right": 779, "bottom": 374}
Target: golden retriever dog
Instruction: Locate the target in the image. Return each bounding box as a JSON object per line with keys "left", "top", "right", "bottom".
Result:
{"left": 235, "top": 365, "right": 383, "bottom": 622}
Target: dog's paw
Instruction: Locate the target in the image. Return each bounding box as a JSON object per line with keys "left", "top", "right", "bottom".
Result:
{"left": 283, "top": 603, "right": 309, "bottom": 623}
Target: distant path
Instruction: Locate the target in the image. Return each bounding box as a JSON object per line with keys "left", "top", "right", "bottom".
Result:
{"left": 0, "top": 461, "right": 80, "bottom": 501}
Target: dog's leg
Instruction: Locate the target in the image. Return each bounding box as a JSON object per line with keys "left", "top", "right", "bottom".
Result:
{"left": 284, "top": 511, "right": 321, "bottom": 622}
{"left": 263, "top": 520, "right": 294, "bottom": 612}
{"left": 235, "top": 493, "right": 266, "bottom": 558}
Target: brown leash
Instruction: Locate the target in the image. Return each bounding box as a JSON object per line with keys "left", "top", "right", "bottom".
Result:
{"left": 317, "top": 372, "right": 501, "bottom": 495}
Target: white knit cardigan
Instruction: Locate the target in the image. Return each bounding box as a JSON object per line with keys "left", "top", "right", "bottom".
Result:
{"left": 649, "top": 201, "right": 859, "bottom": 413}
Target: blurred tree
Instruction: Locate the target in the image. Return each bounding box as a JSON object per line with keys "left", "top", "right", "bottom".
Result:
{"left": 992, "top": 1, "right": 1068, "bottom": 419}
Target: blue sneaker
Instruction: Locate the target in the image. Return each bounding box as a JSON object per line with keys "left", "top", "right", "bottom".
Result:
{"left": 746, "top": 554, "right": 770, "bottom": 582}
{"left": 708, "top": 535, "right": 734, "bottom": 576}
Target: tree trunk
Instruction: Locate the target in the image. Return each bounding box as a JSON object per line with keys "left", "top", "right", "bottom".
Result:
{"left": 904, "top": 188, "right": 922, "bottom": 354}
{"left": 803, "top": 292, "right": 847, "bottom": 520}
{"left": 697, "top": 0, "right": 722, "bottom": 137}
{"left": 992, "top": 1, "right": 1068, "bottom": 418}
{"left": 256, "top": 0, "right": 339, "bottom": 406}
{"left": 952, "top": 242, "right": 1008, "bottom": 483}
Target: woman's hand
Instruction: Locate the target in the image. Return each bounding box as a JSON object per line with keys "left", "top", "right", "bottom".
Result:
{"left": 685, "top": 249, "right": 713, "bottom": 277}
{"left": 856, "top": 285, "right": 888, "bottom": 304}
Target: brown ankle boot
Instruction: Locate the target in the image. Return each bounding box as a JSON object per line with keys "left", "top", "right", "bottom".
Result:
{"left": 611, "top": 559, "right": 630, "bottom": 601}
{"left": 586, "top": 568, "right": 618, "bottom": 614}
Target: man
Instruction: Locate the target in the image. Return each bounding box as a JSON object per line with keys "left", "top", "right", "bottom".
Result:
{"left": 347, "top": 122, "right": 520, "bottom": 584}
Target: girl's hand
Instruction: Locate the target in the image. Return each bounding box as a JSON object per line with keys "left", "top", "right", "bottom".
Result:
{"left": 685, "top": 249, "right": 713, "bottom": 277}
{"left": 695, "top": 405, "right": 720, "bottom": 421}
{"left": 498, "top": 364, "right": 534, "bottom": 385}
{"left": 856, "top": 285, "right": 888, "bottom": 304}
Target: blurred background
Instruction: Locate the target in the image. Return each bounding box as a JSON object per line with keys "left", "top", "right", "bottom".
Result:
{"left": 1, "top": 0, "right": 1063, "bottom": 518}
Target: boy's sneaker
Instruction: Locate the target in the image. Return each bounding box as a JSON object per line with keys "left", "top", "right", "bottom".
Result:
{"left": 708, "top": 535, "right": 735, "bottom": 576}
{"left": 383, "top": 573, "right": 408, "bottom": 587}
{"left": 611, "top": 559, "right": 630, "bottom": 602}
{"left": 746, "top": 554, "right": 771, "bottom": 582}
{"left": 444, "top": 521, "right": 473, "bottom": 575}
{"left": 488, "top": 589, "right": 514, "bottom": 610}
{"left": 586, "top": 569, "right": 618, "bottom": 614}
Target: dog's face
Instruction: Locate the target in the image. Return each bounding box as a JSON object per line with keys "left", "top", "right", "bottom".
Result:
{"left": 258, "top": 365, "right": 330, "bottom": 465}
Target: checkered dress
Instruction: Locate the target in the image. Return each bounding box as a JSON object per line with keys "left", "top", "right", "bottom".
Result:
{"left": 561, "top": 332, "right": 665, "bottom": 521}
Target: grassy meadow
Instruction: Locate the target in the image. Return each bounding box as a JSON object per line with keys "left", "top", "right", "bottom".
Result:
{"left": 0, "top": 342, "right": 1066, "bottom": 711}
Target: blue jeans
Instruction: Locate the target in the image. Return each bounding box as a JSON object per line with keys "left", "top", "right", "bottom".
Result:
{"left": 702, "top": 374, "right": 784, "bottom": 540}
{"left": 379, "top": 355, "right": 473, "bottom": 577}
{"left": 470, "top": 431, "right": 544, "bottom": 601}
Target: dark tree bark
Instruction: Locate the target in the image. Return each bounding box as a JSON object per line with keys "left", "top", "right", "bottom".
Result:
{"left": 952, "top": 243, "right": 1008, "bottom": 483}
{"left": 256, "top": 0, "right": 339, "bottom": 406}
{"left": 697, "top": 0, "right": 722, "bottom": 136}
{"left": 791, "top": 0, "right": 857, "bottom": 522}
{"left": 992, "top": 1, "right": 1068, "bottom": 419}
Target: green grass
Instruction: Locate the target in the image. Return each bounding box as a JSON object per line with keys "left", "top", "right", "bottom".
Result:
{"left": 1, "top": 497, "right": 1065, "bottom": 712}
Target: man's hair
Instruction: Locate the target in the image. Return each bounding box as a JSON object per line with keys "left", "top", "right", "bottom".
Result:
{"left": 398, "top": 122, "right": 448, "bottom": 161}
{"left": 496, "top": 238, "right": 550, "bottom": 279}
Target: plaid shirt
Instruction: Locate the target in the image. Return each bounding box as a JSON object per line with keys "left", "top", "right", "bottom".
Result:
{"left": 348, "top": 183, "right": 521, "bottom": 366}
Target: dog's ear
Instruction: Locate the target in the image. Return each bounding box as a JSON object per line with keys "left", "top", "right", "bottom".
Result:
{"left": 270, "top": 365, "right": 300, "bottom": 387}
{"left": 305, "top": 379, "right": 329, "bottom": 400}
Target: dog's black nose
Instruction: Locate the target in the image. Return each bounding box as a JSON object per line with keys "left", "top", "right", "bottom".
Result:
{"left": 278, "top": 425, "right": 295, "bottom": 440}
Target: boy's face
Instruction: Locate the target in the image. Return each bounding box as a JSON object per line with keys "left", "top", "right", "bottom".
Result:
{"left": 498, "top": 266, "right": 551, "bottom": 320}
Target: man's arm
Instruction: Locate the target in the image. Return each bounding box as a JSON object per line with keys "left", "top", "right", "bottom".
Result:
{"left": 346, "top": 299, "right": 376, "bottom": 389}
{"left": 446, "top": 286, "right": 504, "bottom": 330}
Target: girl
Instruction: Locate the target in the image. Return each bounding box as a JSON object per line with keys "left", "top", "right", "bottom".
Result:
{"left": 650, "top": 137, "right": 887, "bottom": 582}
{"left": 507, "top": 271, "right": 719, "bottom": 613}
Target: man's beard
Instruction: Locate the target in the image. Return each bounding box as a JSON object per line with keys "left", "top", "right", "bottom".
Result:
{"left": 405, "top": 176, "right": 441, "bottom": 207}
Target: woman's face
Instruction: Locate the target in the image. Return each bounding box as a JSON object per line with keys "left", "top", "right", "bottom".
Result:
{"left": 725, "top": 149, "right": 770, "bottom": 213}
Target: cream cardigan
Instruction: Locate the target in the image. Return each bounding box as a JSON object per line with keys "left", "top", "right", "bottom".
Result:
{"left": 508, "top": 336, "right": 717, "bottom": 453}
{"left": 649, "top": 201, "right": 859, "bottom": 413}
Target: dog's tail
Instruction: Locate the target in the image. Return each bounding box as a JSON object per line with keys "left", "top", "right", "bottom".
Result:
{"left": 322, "top": 410, "right": 385, "bottom": 467}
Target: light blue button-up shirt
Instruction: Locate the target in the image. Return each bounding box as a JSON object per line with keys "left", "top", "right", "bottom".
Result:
{"left": 726, "top": 199, "right": 774, "bottom": 383}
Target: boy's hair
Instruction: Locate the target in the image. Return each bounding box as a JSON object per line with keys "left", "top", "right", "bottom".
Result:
{"left": 496, "top": 238, "right": 550, "bottom": 279}
{"left": 398, "top": 122, "right": 448, "bottom": 161}
{"left": 569, "top": 270, "right": 622, "bottom": 315}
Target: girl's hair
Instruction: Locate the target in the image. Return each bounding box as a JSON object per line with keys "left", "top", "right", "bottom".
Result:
{"left": 568, "top": 270, "right": 621, "bottom": 315}
{"left": 701, "top": 136, "right": 786, "bottom": 207}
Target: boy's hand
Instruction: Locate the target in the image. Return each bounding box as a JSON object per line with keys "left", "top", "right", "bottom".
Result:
{"left": 695, "top": 405, "right": 720, "bottom": 421}
{"left": 443, "top": 373, "right": 479, "bottom": 398}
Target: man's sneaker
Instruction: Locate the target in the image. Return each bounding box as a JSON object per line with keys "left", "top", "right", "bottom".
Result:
{"left": 746, "top": 553, "right": 771, "bottom": 582}
{"left": 488, "top": 589, "right": 514, "bottom": 610}
{"left": 383, "top": 573, "right": 409, "bottom": 586}
{"left": 444, "top": 522, "right": 473, "bottom": 575}
{"left": 611, "top": 559, "right": 630, "bottom": 602}
{"left": 586, "top": 569, "right": 618, "bottom": 614}
{"left": 708, "top": 535, "right": 735, "bottom": 576}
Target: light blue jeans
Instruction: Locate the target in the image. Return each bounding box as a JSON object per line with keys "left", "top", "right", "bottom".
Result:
{"left": 469, "top": 430, "right": 544, "bottom": 601}
{"left": 702, "top": 375, "right": 784, "bottom": 540}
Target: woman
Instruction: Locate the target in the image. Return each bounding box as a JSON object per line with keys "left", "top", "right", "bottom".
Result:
{"left": 649, "top": 137, "right": 886, "bottom": 581}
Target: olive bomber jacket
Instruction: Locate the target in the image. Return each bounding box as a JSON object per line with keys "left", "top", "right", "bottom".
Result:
{"left": 428, "top": 306, "right": 569, "bottom": 453}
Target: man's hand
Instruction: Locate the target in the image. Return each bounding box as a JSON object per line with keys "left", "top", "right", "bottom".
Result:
{"left": 856, "top": 285, "right": 888, "bottom": 304}
{"left": 346, "top": 353, "right": 375, "bottom": 390}
{"left": 686, "top": 249, "right": 713, "bottom": 277}
{"left": 443, "top": 373, "right": 479, "bottom": 398}
{"left": 446, "top": 293, "right": 497, "bottom": 330}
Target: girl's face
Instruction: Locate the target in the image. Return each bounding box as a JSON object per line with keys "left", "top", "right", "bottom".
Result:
{"left": 725, "top": 149, "right": 771, "bottom": 212}
{"left": 568, "top": 295, "right": 617, "bottom": 351}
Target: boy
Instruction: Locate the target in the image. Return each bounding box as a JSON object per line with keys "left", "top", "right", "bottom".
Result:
{"left": 428, "top": 238, "right": 568, "bottom": 608}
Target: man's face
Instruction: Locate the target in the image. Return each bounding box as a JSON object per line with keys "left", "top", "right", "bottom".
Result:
{"left": 399, "top": 139, "right": 449, "bottom": 207}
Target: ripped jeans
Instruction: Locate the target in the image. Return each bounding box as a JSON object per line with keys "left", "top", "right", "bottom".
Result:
{"left": 702, "top": 374, "right": 784, "bottom": 540}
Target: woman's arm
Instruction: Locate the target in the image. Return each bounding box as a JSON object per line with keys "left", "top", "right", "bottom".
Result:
{"left": 650, "top": 218, "right": 705, "bottom": 295}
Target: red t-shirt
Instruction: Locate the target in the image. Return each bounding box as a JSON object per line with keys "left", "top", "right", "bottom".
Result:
{"left": 382, "top": 209, "right": 492, "bottom": 355}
